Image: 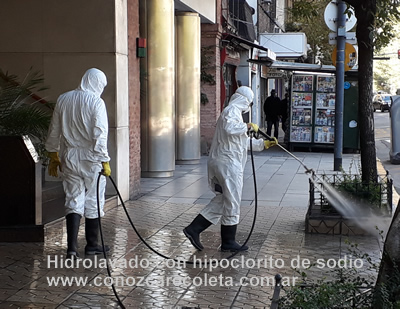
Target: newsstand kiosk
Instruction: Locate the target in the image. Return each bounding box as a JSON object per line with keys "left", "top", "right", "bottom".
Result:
{"left": 288, "top": 72, "right": 359, "bottom": 152}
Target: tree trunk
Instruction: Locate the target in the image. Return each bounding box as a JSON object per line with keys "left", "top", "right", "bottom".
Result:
{"left": 346, "top": 0, "right": 378, "bottom": 183}
{"left": 344, "top": 2, "right": 399, "bottom": 307}
{"left": 374, "top": 203, "right": 400, "bottom": 307}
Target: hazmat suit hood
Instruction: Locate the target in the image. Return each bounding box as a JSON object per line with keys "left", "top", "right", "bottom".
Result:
{"left": 78, "top": 68, "right": 107, "bottom": 97}
{"left": 46, "top": 67, "right": 110, "bottom": 163}
{"left": 228, "top": 86, "right": 254, "bottom": 113}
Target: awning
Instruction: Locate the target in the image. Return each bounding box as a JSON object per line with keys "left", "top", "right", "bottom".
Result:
{"left": 222, "top": 33, "right": 276, "bottom": 62}
{"left": 270, "top": 60, "right": 336, "bottom": 72}
{"left": 248, "top": 59, "right": 358, "bottom": 74}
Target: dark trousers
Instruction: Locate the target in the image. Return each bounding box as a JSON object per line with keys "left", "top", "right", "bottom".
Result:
{"left": 281, "top": 117, "right": 287, "bottom": 133}
{"left": 266, "top": 119, "right": 279, "bottom": 139}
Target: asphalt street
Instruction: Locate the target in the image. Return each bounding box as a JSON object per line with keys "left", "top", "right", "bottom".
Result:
{"left": 374, "top": 110, "right": 400, "bottom": 194}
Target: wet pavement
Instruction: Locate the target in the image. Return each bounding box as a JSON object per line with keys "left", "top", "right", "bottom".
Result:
{"left": 0, "top": 146, "right": 394, "bottom": 308}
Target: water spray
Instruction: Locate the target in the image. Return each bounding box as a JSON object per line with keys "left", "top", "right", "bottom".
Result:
{"left": 257, "top": 128, "right": 391, "bottom": 237}
{"left": 258, "top": 129, "right": 391, "bottom": 237}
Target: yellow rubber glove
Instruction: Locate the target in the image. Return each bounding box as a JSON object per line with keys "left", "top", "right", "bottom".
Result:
{"left": 101, "top": 162, "right": 111, "bottom": 177}
{"left": 249, "top": 123, "right": 259, "bottom": 133}
{"left": 264, "top": 137, "right": 278, "bottom": 149}
{"left": 48, "top": 152, "right": 61, "bottom": 177}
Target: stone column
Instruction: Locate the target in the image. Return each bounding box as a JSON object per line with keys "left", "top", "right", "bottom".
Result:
{"left": 140, "top": 0, "right": 175, "bottom": 177}
{"left": 175, "top": 12, "right": 201, "bottom": 164}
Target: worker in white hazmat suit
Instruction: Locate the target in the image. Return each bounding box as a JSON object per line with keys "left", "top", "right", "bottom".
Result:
{"left": 183, "top": 86, "right": 277, "bottom": 252}
{"left": 45, "top": 68, "right": 111, "bottom": 258}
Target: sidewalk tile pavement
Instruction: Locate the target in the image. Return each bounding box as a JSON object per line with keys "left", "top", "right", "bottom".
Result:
{"left": 0, "top": 147, "right": 389, "bottom": 308}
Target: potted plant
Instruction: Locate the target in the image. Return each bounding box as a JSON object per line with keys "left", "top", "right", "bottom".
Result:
{"left": 0, "top": 68, "right": 54, "bottom": 241}
{"left": 306, "top": 165, "right": 392, "bottom": 235}
{"left": 0, "top": 68, "right": 53, "bottom": 160}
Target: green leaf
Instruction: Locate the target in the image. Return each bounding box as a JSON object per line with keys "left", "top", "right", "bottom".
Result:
{"left": 0, "top": 68, "right": 53, "bottom": 162}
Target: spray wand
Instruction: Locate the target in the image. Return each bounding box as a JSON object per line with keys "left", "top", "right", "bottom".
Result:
{"left": 255, "top": 129, "right": 315, "bottom": 176}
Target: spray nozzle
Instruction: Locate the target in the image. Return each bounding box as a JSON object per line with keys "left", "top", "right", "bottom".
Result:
{"left": 305, "top": 167, "right": 315, "bottom": 175}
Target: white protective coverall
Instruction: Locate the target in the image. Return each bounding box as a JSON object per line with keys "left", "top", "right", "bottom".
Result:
{"left": 45, "top": 68, "right": 110, "bottom": 219}
{"left": 200, "top": 86, "right": 264, "bottom": 225}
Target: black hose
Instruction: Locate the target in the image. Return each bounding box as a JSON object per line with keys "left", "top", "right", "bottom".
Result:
{"left": 96, "top": 174, "right": 126, "bottom": 309}
{"left": 107, "top": 155, "right": 257, "bottom": 264}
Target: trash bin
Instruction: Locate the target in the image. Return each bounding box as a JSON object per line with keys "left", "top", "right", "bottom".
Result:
{"left": 390, "top": 95, "right": 400, "bottom": 164}
{"left": 343, "top": 76, "right": 360, "bottom": 151}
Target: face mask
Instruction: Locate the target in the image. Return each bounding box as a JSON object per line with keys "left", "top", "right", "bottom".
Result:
{"left": 242, "top": 102, "right": 253, "bottom": 114}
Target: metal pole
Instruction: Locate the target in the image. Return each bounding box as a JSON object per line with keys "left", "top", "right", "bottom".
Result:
{"left": 270, "top": 274, "right": 282, "bottom": 309}
{"left": 334, "top": 0, "right": 346, "bottom": 171}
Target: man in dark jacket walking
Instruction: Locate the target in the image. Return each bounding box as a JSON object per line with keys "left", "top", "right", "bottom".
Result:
{"left": 280, "top": 92, "right": 289, "bottom": 133}
{"left": 264, "top": 89, "right": 281, "bottom": 139}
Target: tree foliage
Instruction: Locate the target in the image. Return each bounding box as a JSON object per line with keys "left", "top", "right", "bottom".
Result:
{"left": 289, "top": 0, "right": 400, "bottom": 53}
{"left": 374, "top": 61, "right": 391, "bottom": 93}
{"left": 287, "top": 0, "right": 333, "bottom": 64}
{"left": 373, "top": 0, "right": 400, "bottom": 52}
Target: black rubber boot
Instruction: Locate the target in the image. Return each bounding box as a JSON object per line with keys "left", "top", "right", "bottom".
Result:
{"left": 84, "top": 218, "right": 110, "bottom": 255}
{"left": 66, "top": 213, "right": 81, "bottom": 259}
{"left": 220, "top": 224, "right": 248, "bottom": 252}
{"left": 183, "top": 214, "right": 212, "bottom": 250}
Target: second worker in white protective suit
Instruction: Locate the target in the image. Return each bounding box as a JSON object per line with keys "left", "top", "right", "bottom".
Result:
{"left": 183, "top": 86, "right": 277, "bottom": 252}
{"left": 45, "top": 68, "right": 111, "bottom": 258}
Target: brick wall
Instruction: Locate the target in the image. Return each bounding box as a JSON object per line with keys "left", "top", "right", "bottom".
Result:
{"left": 200, "top": 19, "right": 223, "bottom": 149}
{"left": 128, "top": 0, "right": 141, "bottom": 199}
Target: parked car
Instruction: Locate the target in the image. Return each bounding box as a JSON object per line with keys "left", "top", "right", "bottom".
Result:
{"left": 373, "top": 93, "right": 392, "bottom": 112}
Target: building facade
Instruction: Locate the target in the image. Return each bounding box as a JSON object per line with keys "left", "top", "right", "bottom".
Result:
{"left": 0, "top": 0, "right": 296, "bottom": 234}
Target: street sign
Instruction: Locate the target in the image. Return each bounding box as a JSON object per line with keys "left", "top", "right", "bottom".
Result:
{"left": 329, "top": 32, "right": 357, "bottom": 45}
{"left": 264, "top": 67, "right": 284, "bottom": 78}
{"left": 331, "top": 42, "right": 357, "bottom": 71}
{"left": 324, "top": 1, "right": 357, "bottom": 32}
